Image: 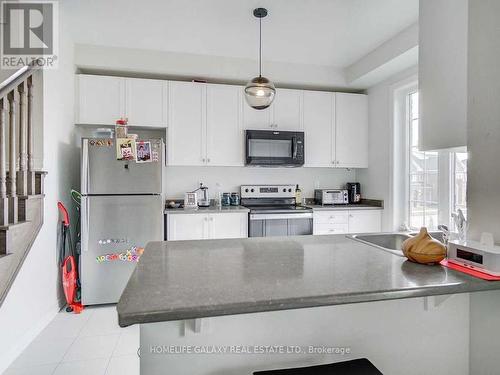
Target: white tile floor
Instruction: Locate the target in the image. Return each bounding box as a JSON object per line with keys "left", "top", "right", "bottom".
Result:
{"left": 5, "top": 306, "right": 139, "bottom": 375}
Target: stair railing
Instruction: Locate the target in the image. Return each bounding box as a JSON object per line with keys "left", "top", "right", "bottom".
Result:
{"left": 0, "top": 63, "right": 41, "bottom": 226}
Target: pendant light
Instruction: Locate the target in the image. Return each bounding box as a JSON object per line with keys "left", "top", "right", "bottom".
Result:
{"left": 244, "top": 8, "right": 276, "bottom": 110}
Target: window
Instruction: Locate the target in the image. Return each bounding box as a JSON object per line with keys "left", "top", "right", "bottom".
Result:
{"left": 452, "top": 152, "right": 468, "bottom": 221}
{"left": 405, "top": 91, "right": 467, "bottom": 230}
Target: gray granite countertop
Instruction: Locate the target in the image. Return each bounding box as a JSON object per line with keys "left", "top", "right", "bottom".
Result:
{"left": 307, "top": 204, "right": 382, "bottom": 211}
{"left": 117, "top": 235, "right": 500, "bottom": 327}
{"left": 164, "top": 205, "right": 249, "bottom": 214}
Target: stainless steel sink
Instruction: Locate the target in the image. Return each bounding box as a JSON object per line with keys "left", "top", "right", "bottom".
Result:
{"left": 347, "top": 231, "right": 445, "bottom": 257}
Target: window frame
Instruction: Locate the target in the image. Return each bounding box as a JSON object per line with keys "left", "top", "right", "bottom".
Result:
{"left": 402, "top": 90, "right": 461, "bottom": 231}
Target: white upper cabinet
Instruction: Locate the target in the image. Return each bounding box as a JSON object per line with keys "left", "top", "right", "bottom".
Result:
{"left": 242, "top": 101, "right": 272, "bottom": 129}
{"left": 335, "top": 93, "right": 368, "bottom": 168}
{"left": 303, "top": 90, "right": 334, "bottom": 167}
{"left": 76, "top": 75, "right": 124, "bottom": 125}
{"left": 242, "top": 88, "right": 302, "bottom": 130}
{"left": 76, "top": 74, "right": 369, "bottom": 169}
{"left": 76, "top": 75, "right": 166, "bottom": 127}
{"left": 125, "top": 78, "right": 167, "bottom": 128}
{"left": 272, "top": 88, "right": 303, "bottom": 130}
{"left": 419, "top": 0, "right": 467, "bottom": 150}
{"left": 167, "top": 81, "right": 206, "bottom": 166}
{"left": 206, "top": 84, "right": 244, "bottom": 166}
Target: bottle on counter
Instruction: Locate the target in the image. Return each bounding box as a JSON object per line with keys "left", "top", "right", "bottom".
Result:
{"left": 295, "top": 184, "right": 302, "bottom": 206}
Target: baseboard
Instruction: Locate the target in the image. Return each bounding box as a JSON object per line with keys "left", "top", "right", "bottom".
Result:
{"left": 0, "top": 302, "right": 60, "bottom": 373}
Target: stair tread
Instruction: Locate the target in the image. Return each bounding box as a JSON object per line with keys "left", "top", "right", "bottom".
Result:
{"left": 18, "top": 194, "right": 45, "bottom": 199}
{"left": 0, "top": 220, "right": 32, "bottom": 230}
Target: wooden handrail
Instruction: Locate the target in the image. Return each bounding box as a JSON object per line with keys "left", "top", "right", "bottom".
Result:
{"left": 0, "top": 61, "right": 41, "bottom": 99}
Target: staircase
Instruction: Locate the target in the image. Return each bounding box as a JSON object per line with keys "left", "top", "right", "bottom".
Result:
{"left": 0, "top": 65, "right": 46, "bottom": 307}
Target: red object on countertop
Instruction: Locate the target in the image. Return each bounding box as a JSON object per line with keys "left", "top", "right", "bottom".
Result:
{"left": 440, "top": 259, "right": 500, "bottom": 281}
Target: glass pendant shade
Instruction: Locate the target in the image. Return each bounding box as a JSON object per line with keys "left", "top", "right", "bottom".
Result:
{"left": 244, "top": 76, "right": 276, "bottom": 110}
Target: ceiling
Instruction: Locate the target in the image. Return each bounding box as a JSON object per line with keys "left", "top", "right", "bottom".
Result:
{"left": 67, "top": 0, "right": 419, "bottom": 69}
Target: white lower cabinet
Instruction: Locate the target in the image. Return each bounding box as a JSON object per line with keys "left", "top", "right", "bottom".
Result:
{"left": 313, "top": 210, "right": 381, "bottom": 235}
{"left": 167, "top": 212, "right": 248, "bottom": 241}
{"left": 347, "top": 210, "right": 382, "bottom": 233}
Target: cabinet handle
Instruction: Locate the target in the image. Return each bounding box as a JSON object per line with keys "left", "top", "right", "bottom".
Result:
{"left": 207, "top": 158, "right": 210, "bottom": 163}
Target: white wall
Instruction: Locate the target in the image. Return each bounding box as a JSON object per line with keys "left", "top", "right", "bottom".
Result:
{"left": 75, "top": 44, "right": 349, "bottom": 92}
{"left": 357, "top": 66, "right": 418, "bottom": 231}
{"left": 418, "top": 0, "right": 468, "bottom": 151}
{"left": 0, "top": 2, "right": 79, "bottom": 371}
{"left": 467, "top": 1, "right": 500, "bottom": 374}
{"left": 165, "top": 166, "right": 356, "bottom": 200}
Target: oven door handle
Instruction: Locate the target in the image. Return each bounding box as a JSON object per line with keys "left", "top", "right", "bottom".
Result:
{"left": 250, "top": 213, "right": 313, "bottom": 220}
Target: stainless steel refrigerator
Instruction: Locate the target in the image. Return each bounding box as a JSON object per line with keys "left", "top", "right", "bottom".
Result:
{"left": 80, "top": 138, "right": 164, "bottom": 305}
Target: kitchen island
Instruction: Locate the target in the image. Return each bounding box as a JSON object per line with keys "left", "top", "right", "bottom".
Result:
{"left": 117, "top": 235, "right": 500, "bottom": 375}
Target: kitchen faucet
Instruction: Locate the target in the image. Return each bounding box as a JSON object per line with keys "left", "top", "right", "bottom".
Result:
{"left": 451, "top": 209, "right": 468, "bottom": 242}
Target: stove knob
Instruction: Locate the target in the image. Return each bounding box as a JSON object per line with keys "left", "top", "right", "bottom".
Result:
{"left": 283, "top": 188, "right": 286, "bottom": 192}
{"left": 251, "top": 188, "right": 255, "bottom": 193}
{"left": 288, "top": 188, "right": 292, "bottom": 192}
{"left": 245, "top": 188, "right": 249, "bottom": 193}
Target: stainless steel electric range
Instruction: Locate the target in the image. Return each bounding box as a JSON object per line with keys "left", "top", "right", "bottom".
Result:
{"left": 240, "top": 185, "right": 313, "bottom": 237}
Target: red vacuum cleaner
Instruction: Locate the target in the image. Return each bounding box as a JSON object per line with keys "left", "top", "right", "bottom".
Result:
{"left": 58, "top": 201, "right": 83, "bottom": 313}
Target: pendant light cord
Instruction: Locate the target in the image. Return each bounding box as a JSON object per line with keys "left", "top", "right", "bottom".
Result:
{"left": 259, "top": 16, "right": 262, "bottom": 77}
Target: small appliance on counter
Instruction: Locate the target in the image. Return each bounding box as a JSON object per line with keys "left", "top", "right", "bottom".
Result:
{"left": 346, "top": 182, "right": 361, "bottom": 204}
{"left": 314, "top": 189, "right": 349, "bottom": 205}
{"left": 192, "top": 182, "right": 210, "bottom": 207}
{"left": 183, "top": 192, "right": 198, "bottom": 209}
{"left": 447, "top": 240, "right": 500, "bottom": 276}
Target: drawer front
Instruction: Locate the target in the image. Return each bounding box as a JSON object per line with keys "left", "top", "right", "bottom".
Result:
{"left": 313, "top": 223, "right": 349, "bottom": 235}
{"left": 313, "top": 211, "right": 349, "bottom": 224}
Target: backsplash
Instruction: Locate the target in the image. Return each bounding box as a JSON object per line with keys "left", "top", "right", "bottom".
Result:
{"left": 164, "top": 166, "right": 356, "bottom": 199}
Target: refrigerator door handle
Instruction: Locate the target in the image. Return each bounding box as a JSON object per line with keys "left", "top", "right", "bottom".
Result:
{"left": 81, "top": 139, "right": 90, "bottom": 195}
{"left": 82, "top": 197, "right": 90, "bottom": 252}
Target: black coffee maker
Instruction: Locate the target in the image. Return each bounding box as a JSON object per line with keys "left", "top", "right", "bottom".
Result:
{"left": 346, "top": 183, "right": 361, "bottom": 204}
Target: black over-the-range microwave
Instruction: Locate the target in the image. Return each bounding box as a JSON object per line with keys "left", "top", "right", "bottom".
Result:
{"left": 245, "top": 130, "right": 305, "bottom": 167}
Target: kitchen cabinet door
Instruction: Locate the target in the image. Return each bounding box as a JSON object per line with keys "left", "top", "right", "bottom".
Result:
{"left": 76, "top": 75, "right": 124, "bottom": 125}
{"left": 272, "top": 88, "right": 303, "bottom": 130}
{"left": 125, "top": 78, "right": 167, "bottom": 128}
{"left": 348, "top": 210, "right": 381, "bottom": 233}
{"left": 206, "top": 84, "right": 244, "bottom": 166}
{"left": 242, "top": 98, "right": 273, "bottom": 129}
{"left": 303, "top": 91, "right": 335, "bottom": 167}
{"left": 167, "top": 81, "right": 206, "bottom": 166}
{"left": 335, "top": 93, "right": 368, "bottom": 168}
{"left": 167, "top": 214, "right": 207, "bottom": 241}
{"left": 209, "top": 213, "right": 248, "bottom": 239}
